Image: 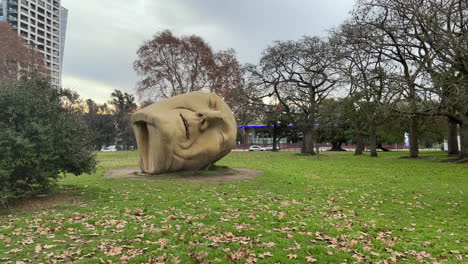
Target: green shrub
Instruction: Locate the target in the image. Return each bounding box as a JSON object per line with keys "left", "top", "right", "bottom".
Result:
{"left": 0, "top": 79, "right": 96, "bottom": 207}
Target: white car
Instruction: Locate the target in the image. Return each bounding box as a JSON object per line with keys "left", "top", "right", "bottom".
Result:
{"left": 249, "top": 145, "right": 266, "bottom": 151}
{"left": 265, "top": 145, "right": 280, "bottom": 151}
{"left": 101, "top": 145, "right": 117, "bottom": 152}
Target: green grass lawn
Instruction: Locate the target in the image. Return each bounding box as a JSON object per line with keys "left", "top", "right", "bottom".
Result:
{"left": 1, "top": 151, "right": 467, "bottom": 263}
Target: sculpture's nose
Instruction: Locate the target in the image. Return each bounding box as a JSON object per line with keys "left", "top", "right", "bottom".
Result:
{"left": 197, "top": 110, "right": 228, "bottom": 132}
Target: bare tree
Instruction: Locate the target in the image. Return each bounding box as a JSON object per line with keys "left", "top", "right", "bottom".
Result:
{"left": 133, "top": 30, "right": 243, "bottom": 102}
{"left": 352, "top": 0, "right": 439, "bottom": 158}
{"left": 247, "top": 36, "right": 338, "bottom": 155}
{"left": 392, "top": 0, "right": 467, "bottom": 159}
{"left": 0, "top": 22, "right": 47, "bottom": 83}
{"left": 333, "top": 22, "right": 400, "bottom": 157}
{"left": 353, "top": 0, "right": 468, "bottom": 159}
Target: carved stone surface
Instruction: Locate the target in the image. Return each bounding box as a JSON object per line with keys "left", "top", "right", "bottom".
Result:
{"left": 131, "top": 91, "right": 237, "bottom": 174}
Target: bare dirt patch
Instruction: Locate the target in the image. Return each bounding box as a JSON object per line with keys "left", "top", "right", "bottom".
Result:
{"left": 104, "top": 167, "right": 263, "bottom": 183}
{"left": 15, "top": 193, "right": 84, "bottom": 210}
{"left": 1, "top": 192, "right": 85, "bottom": 215}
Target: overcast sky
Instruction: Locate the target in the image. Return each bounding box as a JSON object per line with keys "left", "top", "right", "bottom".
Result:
{"left": 61, "top": 0, "right": 356, "bottom": 103}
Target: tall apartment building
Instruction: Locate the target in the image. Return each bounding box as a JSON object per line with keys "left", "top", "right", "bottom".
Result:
{"left": 0, "top": 0, "right": 68, "bottom": 87}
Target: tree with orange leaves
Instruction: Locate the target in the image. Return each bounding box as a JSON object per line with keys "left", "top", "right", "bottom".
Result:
{"left": 133, "top": 30, "right": 243, "bottom": 100}
{"left": 0, "top": 21, "right": 47, "bottom": 83}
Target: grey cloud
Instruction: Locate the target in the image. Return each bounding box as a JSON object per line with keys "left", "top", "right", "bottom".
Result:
{"left": 61, "top": 0, "right": 355, "bottom": 101}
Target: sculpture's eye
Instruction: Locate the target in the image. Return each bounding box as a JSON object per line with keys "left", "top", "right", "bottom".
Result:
{"left": 196, "top": 113, "right": 204, "bottom": 118}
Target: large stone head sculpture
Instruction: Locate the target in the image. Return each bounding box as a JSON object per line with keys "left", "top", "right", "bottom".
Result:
{"left": 131, "top": 91, "right": 237, "bottom": 174}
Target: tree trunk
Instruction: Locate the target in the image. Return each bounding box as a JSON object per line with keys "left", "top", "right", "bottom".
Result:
{"left": 447, "top": 118, "right": 459, "bottom": 156}
{"left": 301, "top": 135, "right": 307, "bottom": 154}
{"left": 329, "top": 141, "right": 346, "bottom": 151}
{"left": 377, "top": 143, "right": 390, "bottom": 151}
{"left": 272, "top": 123, "right": 278, "bottom": 151}
{"left": 460, "top": 114, "right": 468, "bottom": 159}
{"left": 302, "top": 126, "right": 316, "bottom": 155}
{"left": 369, "top": 124, "right": 377, "bottom": 157}
{"left": 409, "top": 116, "right": 419, "bottom": 158}
{"left": 301, "top": 95, "right": 316, "bottom": 155}
{"left": 355, "top": 133, "right": 364, "bottom": 155}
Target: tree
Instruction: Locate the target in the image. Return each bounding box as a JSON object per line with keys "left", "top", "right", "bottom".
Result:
{"left": 351, "top": 0, "right": 432, "bottom": 158}
{"left": 82, "top": 99, "right": 116, "bottom": 150}
{"left": 390, "top": 0, "right": 467, "bottom": 159}
{"left": 262, "top": 104, "right": 297, "bottom": 151}
{"left": 109, "top": 90, "right": 137, "bottom": 150}
{"left": 0, "top": 21, "right": 47, "bottom": 83}
{"left": 333, "top": 22, "right": 399, "bottom": 157}
{"left": 353, "top": 0, "right": 468, "bottom": 159}
{"left": 316, "top": 98, "right": 351, "bottom": 152}
{"left": 0, "top": 79, "right": 96, "bottom": 206}
{"left": 247, "top": 36, "right": 338, "bottom": 155}
{"left": 133, "top": 30, "right": 243, "bottom": 101}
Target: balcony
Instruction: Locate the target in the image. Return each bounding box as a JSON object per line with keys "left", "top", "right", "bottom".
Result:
{"left": 8, "top": 15, "right": 18, "bottom": 22}
{"left": 19, "top": 22, "right": 28, "bottom": 30}
{"left": 9, "top": 0, "right": 18, "bottom": 6}
{"left": 20, "top": 30, "right": 28, "bottom": 38}
{"left": 8, "top": 8, "right": 18, "bottom": 14}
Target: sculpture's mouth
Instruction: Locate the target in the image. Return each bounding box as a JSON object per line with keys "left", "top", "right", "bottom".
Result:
{"left": 133, "top": 121, "right": 151, "bottom": 172}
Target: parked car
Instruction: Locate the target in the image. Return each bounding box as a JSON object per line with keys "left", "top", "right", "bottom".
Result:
{"left": 265, "top": 145, "right": 280, "bottom": 151}
{"left": 249, "top": 145, "right": 266, "bottom": 151}
{"left": 101, "top": 145, "right": 117, "bottom": 152}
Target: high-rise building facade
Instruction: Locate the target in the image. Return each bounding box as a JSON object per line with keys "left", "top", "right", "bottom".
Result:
{"left": 1, "top": 0, "right": 68, "bottom": 87}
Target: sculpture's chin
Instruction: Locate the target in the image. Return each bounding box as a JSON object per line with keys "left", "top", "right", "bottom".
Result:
{"left": 133, "top": 121, "right": 149, "bottom": 173}
{"left": 133, "top": 121, "right": 165, "bottom": 174}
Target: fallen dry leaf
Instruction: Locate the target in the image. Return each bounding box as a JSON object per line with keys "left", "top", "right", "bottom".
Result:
{"left": 226, "top": 248, "right": 249, "bottom": 261}
{"left": 258, "top": 252, "right": 273, "bottom": 258}
{"left": 106, "top": 246, "right": 124, "bottom": 256}
{"left": 7, "top": 248, "right": 23, "bottom": 254}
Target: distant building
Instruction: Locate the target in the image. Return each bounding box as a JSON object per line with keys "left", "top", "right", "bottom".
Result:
{"left": 238, "top": 125, "right": 297, "bottom": 145}
{"left": 0, "top": 0, "right": 68, "bottom": 87}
